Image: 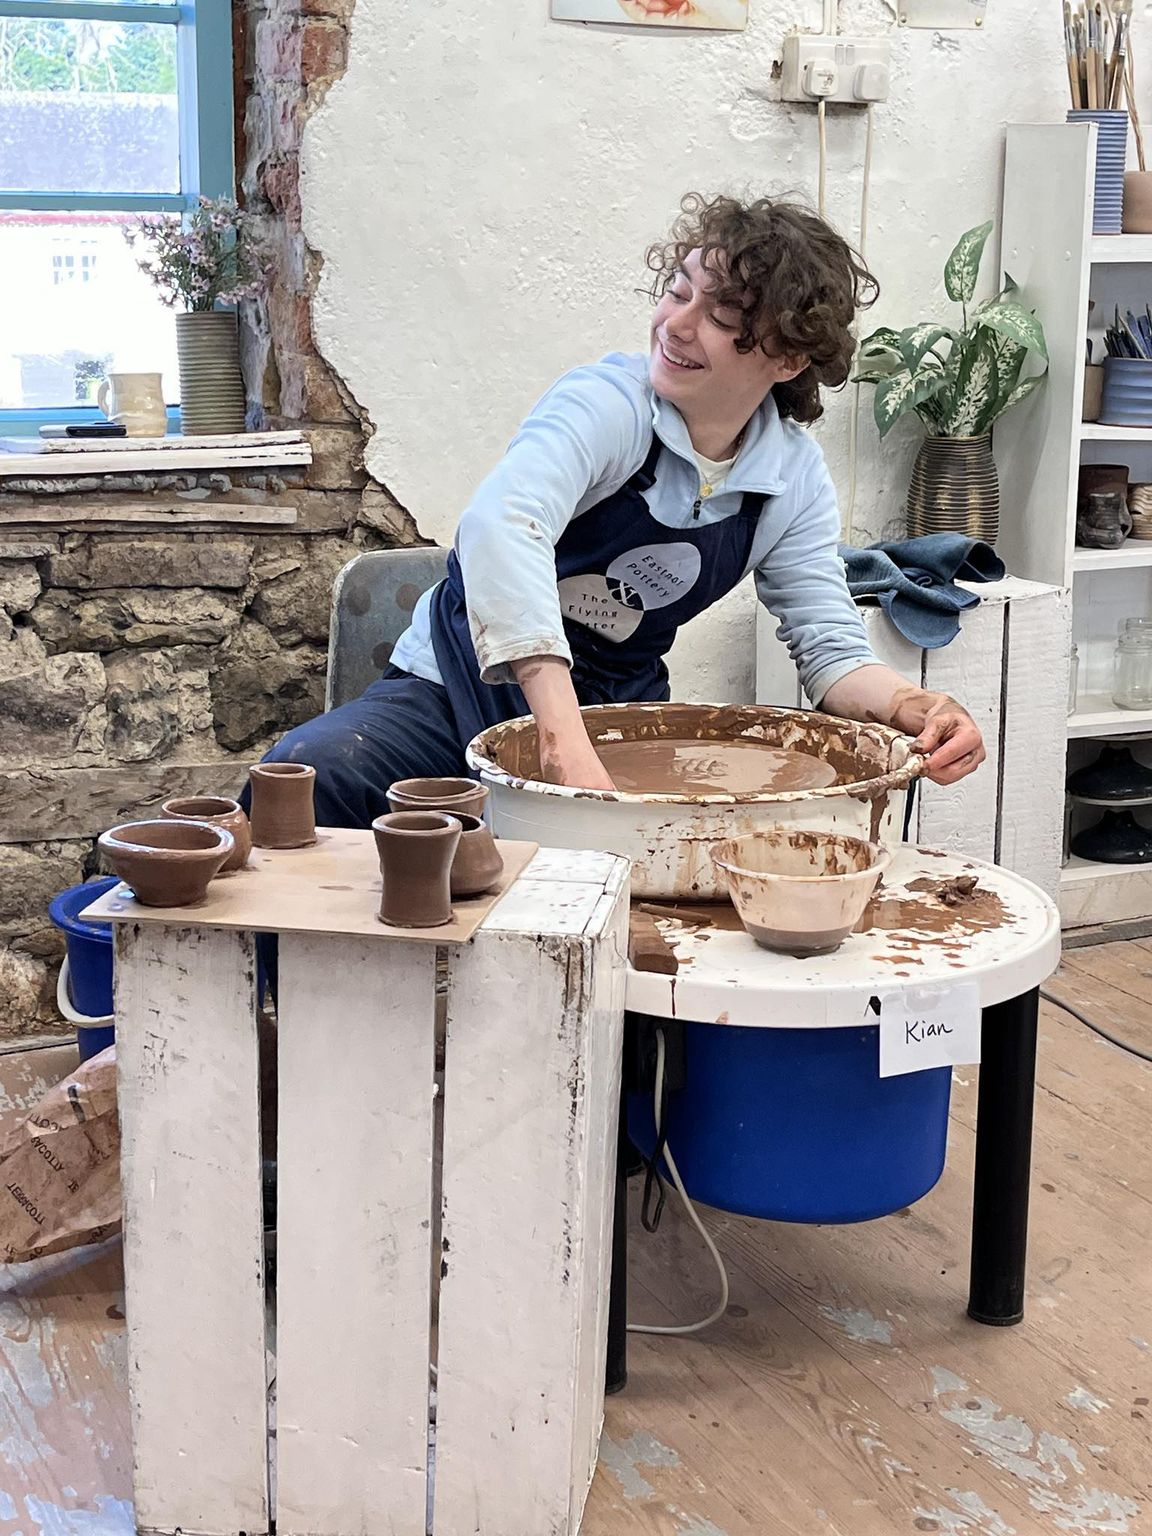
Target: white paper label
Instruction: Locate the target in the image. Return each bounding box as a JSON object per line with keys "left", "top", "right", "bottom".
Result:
{"left": 879, "top": 983, "right": 982, "bottom": 1078}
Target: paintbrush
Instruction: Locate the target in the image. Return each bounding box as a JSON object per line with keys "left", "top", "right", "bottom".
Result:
{"left": 1066, "top": 0, "right": 1082, "bottom": 106}
{"left": 1096, "top": 3, "right": 1107, "bottom": 108}
{"left": 1087, "top": 2, "right": 1099, "bottom": 107}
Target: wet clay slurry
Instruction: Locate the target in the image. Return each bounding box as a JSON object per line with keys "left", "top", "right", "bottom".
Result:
{"left": 249, "top": 762, "right": 317, "bottom": 849}
{"left": 858, "top": 877, "right": 1009, "bottom": 944}
{"left": 160, "top": 796, "right": 251, "bottom": 873}
{"left": 98, "top": 819, "right": 235, "bottom": 907}
{"left": 372, "top": 811, "right": 462, "bottom": 927}
{"left": 594, "top": 739, "right": 837, "bottom": 796}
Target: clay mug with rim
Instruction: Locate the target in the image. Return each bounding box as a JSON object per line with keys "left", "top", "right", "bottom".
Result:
{"left": 444, "top": 812, "right": 504, "bottom": 898}
{"left": 160, "top": 794, "right": 251, "bottom": 872}
{"left": 387, "top": 776, "right": 489, "bottom": 820}
{"left": 372, "top": 811, "right": 461, "bottom": 927}
{"left": 248, "top": 762, "right": 317, "bottom": 849}
{"left": 98, "top": 819, "right": 234, "bottom": 907}
{"left": 97, "top": 371, "right": 167, "bottom": 437}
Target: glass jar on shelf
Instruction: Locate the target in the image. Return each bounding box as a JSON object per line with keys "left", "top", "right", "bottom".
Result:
{"left": 1113, "top": 625, "right": 1152, "bottom": 710}
{"left": 1068, "top": 643, "right": 1080, "bottom": 717}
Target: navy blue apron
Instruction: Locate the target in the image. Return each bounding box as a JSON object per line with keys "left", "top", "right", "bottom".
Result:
{"left": 430, "top": 435, "right": 767, "bottom": 749}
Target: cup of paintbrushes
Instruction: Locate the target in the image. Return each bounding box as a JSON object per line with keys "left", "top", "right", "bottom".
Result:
{"left": 1068, "top": 109, "right": 1129, "bottom": 234}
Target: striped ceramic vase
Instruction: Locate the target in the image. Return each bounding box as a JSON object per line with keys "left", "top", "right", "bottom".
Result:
{"left": 906, "top": 434, "right": 999, "bottom": 545}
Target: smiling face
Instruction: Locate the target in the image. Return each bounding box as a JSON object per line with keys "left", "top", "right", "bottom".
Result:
{"left": 648, "top": 249, "right": 806, "bottom": 432}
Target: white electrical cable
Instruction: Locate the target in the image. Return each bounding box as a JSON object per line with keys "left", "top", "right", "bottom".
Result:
{"left": 843, "top": 102, "right": 876, "bottom": 548}
{"left": 628, "top": 1029, "right": 731, "bottom": 1338}
{"left": 817, "top": 99, "right": 828, "bottom": 219}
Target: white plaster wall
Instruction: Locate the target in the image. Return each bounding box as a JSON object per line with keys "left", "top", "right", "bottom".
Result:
{"left": 303, "top": 0, "right": 1068, "bottom": 701}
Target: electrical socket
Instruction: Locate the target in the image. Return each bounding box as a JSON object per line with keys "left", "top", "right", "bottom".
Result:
{"left": 780, "top": 34, "right": 891, "bottom": 105}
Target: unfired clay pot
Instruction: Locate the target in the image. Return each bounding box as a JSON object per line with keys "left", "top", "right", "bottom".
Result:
{"left": 160, "top": 795, "right": 251, "bottom": 872}
{"left": 710, "top": 828, "right": 890, "bottom": 957}
{"left": 1124, "top": 171, "right": 1152, "bottom": 233}
{"left": 387, "top": 776, "right": 489, "bottom": 820}
{"left": 98, "top": 820, "right": 234, "bottom": 907}
{"left": 372, "top": 811, "right": 462, "bottom": 927}
{"left": 445, "top": 812, "right": 504, "bottom": 898}
{"left": 248, "top": 762, "right": 317, "bottom": 849}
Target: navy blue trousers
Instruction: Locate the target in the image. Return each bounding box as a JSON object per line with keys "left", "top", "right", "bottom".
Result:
{"left": 244, "top": 668, "right": 471, "bottom": 999}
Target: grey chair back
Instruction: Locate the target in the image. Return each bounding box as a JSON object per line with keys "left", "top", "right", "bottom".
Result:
{"left": 326, "top": 546, "right": 449, "bottom": 711}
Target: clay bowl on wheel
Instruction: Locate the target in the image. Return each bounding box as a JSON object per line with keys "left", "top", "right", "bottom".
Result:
{"left": 387, "top": 776, "right": 489, "bottom": 820}
{"left": 710, "top": 827, "right": 889, "bottom": 957}
{"left": 98, "top": 820, "right": 235, "bottom": 907}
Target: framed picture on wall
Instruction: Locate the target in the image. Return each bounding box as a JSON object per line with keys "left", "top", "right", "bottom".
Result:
{"left": 551, "top": 0, "right": 748, "bottom": 30}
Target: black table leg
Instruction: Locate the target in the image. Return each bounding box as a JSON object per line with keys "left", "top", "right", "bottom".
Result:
{"left": 605, "top": 1090, "right": 629, "bottom": 1394}
{"left": 968, "top": 987, "right": 1040, "bottom": 1326}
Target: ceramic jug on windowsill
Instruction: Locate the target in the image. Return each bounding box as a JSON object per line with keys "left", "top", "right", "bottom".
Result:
{"left": 97, "top": 372, "right": 167, "bottom": 437}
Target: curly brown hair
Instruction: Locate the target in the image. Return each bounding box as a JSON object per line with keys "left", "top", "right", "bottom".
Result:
{"left": 645, "top": 192, "right": 879, "bottom": 425}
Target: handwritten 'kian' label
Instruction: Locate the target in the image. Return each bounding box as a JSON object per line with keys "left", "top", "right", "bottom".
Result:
{"left": 879, "top": 982, "right": 981, "bottom": 1078}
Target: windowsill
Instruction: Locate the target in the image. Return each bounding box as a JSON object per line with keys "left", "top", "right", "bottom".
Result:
{"left": 0, "top": 429, "right": 312, "bottom": 479}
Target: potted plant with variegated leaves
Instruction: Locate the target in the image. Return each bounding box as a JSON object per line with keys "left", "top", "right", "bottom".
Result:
{"left": 853, "top": 220, "right": 1048, "bottom": 546}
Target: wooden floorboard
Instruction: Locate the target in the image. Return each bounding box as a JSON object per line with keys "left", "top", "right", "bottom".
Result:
{"left": 1, "top": 943, "right": 1150, "bottom": 1536}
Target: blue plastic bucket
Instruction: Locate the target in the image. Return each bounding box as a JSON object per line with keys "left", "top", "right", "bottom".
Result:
{"left": 629, "top": 1020, "right": 952, "bottom": 1224}
{"left": 48, "top": 877, "right": 119, "bottom": 1062}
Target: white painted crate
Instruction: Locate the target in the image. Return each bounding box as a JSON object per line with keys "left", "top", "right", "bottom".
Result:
{"left": 756, "top": 576, "right": 1072, "bottom": 901}
{"left": 108, "top": 845, "right": 629, "bottom": 1536}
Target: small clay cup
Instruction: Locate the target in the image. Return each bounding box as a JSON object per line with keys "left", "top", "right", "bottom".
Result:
{"left": 1124, "top": 170, "right": 1152, "bottom": 234}
{"left": 98, "top": 820, "right": 234, "bottom": 907}
{"left": 372, "top": 811, "right": 461, "bottom": 928}
{"left": 160, "top": 795, "right": 251, "bottom": 873}
{"left": 248, "top": 762, "right": 317, "bottom": 849}
{"left": 444, "top": 812, "right": 504, "bottom": 898}
{"left": 1083, "top": 363, "right": 1104, "bottom": 423}
{"left": 387, "top": 776, "right": 489, "bottom": 820}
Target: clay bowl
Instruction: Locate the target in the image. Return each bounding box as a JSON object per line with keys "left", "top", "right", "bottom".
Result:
{"left": 710, "top": 828, "right": 890, "bottom": 957}
{"left": 443, "top": 812, "right": 504, "bottom": 898}
{"left": 160, "top": 795, "right": 251, "bottom": 873}
{"left": 387, "top": 776, "right": 489, "bottom": 820}
{"left": 98, "top": 820, "right": 235, "bottom": 908}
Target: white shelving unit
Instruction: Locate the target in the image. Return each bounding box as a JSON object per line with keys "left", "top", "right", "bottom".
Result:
{"left": 999, "top": 122, "right": 1152, "bottom": 929}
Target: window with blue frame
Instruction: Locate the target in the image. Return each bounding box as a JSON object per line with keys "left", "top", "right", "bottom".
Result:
{"left": 0, "top": 0, "right": 233, "bottom": 433}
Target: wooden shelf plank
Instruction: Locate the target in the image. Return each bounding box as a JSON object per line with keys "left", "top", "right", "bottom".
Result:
{"left": 1090, "top": 234, "right": 1152, "bottom": 262}
{"left": 1073, "top": 544, "right": 1152, "bottom": 571}
{"left": 1081, "top": 423, "right": 1152, "bottom": 441}
{"left": 1068, "top": 694, "right": 1152, "bottom": 737}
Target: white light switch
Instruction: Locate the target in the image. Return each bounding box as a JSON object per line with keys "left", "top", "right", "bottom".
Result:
{"left": 781, "top": 34, "right": 891, "bottom": 106}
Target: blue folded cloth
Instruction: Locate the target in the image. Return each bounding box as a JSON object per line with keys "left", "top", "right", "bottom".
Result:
{"left": 838, "top": 534, "right": 1006, "bottom": 649}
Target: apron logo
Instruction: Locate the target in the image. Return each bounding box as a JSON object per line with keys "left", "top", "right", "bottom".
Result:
{"left": 559, "top": 543, "right": 702, "bottom": 644}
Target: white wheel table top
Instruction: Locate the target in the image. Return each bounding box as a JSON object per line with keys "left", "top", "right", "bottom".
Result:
{"left": 625, "top": 846, "right": 1061, "bottom": 1028}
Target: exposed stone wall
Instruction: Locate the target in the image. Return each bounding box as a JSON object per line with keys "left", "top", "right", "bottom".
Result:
{"left": 0, "top": 0, "right": 414, "bottom": 1040}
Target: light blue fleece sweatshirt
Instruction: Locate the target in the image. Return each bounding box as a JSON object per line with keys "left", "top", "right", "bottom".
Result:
{"left": 391, "top": 351, "right": 877, "bottom": 704}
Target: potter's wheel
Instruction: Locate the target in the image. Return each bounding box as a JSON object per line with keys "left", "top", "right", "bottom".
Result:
{"left": 595, "top": 738, "right": 837, "bottom": 797}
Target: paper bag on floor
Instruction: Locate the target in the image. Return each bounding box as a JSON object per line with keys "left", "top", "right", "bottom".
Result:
{"left": 0, "top": 1045, "right": 120, "bottom": 1264}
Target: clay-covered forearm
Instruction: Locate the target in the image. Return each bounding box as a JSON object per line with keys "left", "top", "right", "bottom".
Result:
{"left": 818, "top": 663, "right": 922, "bottom": 729}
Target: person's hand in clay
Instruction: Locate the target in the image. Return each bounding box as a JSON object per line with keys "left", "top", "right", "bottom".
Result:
{"left": 254, "top": 193, "right": 984, "bottom": 831}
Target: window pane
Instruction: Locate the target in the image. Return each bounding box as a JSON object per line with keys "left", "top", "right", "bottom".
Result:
{"left": 0, "top": 18, "right": 179, "bottom": 195}
{"left": 0, "top": 212, "right": 180, "bottom": 407}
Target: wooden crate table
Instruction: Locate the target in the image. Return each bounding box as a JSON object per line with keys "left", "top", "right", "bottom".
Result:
{"left": 83, "top": 835, "right": 631, "bottom": 1536}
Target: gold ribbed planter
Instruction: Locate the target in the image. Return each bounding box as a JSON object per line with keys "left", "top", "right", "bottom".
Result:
{"left": 906, "top": 434, "right": 999, "bottom": 544}
{"left": 176, "top": 310, "right": 246, "bottom": 436}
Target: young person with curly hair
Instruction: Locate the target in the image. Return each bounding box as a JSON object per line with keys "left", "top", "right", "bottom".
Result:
{"left": 263, "top": 193, "right": 984, "bottom": 818}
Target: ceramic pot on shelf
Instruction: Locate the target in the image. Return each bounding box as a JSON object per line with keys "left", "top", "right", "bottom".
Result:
{"left": 1067, "top": 745, "right": 1152, "bottom": 801}
{"left": 98, "top": 820, "right": 234, "bottom": 906}
{"left": 444, "top": 812, "right": 504, "bottom": 898}
{"left": 176, "top": 310, "right": 246, "bottom": 435}
{"left": 1083, "top": 363, "right": 1105, "bottom": 422}
{"left": 160, "top": 795, "right": 252, "bottom": 872}
{"left": 1068, "top": 108, "right": 1129, "bottom": 234}
{"left": 1076, "top": 489, "right": 1131, "bottom": 549}
{"left": 1124, "top": 171, "right": 1152, "bottom": 233}
{"left": 97, "top": 371, "right": 167, "bottom": 437}
{"left": 248, "top": 762, "right": 317, "bottom": 849}
{"left": 1070, "top": 808, "right": 1152, "bottom": 864}
{"left": 372, "top": 811, "right": 461, "bottom": 927}
{"left": 906, "top": 434, "right": 999, "bottom": 544}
